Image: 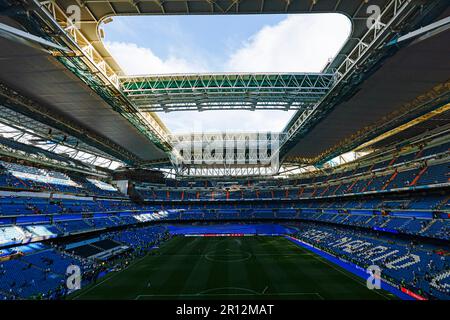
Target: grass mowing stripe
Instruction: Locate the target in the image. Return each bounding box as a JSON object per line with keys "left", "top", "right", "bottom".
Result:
{"left": 244, "top": 239, "right": 273, "bottom": 296}
{"left": 177, "top": 236, "right": 219, "bottom": 295}
{"left": 204, "top": 237, "right": 231, "bottom": 294}
{"left": 155, "top": 236, "right": 210, "bottom": 295}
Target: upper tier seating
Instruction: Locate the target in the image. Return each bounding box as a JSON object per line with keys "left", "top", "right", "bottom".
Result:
{"left": 292, "top": 223, "right": 450, "bottom": 300}
{"left": 137, "top": 160, "right": 449, "bottom": 201}
{"left": 0, "top": 161, "right": 122, "bottom": 197}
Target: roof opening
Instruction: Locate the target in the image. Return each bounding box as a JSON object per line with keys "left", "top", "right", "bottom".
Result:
{"left": 102, "top": 13, "right": 351, "bottom": 133}
{"left": 102, "top": 13, "right": 351, "bottom": 75}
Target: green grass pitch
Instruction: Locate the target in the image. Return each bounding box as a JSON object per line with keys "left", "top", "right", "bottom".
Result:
{"left": 70, "top": 236, "right": 397, "bottom": 300}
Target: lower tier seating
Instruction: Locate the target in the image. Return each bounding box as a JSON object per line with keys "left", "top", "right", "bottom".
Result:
{"left": 291, "top": 222, "right": 449, "bottom": 300}
{"left": 0, "top": 225, "right": 170, "bottom": 299}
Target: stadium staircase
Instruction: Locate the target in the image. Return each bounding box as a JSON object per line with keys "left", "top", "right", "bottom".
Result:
{"left": 382, "top": 171, "right": 399, "bottom": 190}
{"left": 361, "top": 176, "right": 374, "bottom": 192}
{"left": 346, "top": 179, "right": 358, "bottom": 193}
{"left": 419, "top": 220, "right": 436, "bottom": 234}
{"left": 388, "top": 157, "right": 398, "bottom": 166}
{"left": 340, "top": 215, "right": 351, "bottom": 224}
{"left": 410, "top": 167, "right": 428, "bottom": 186}
{"left": 397, "top": 219, "right": 414, "bottom": 231}
{"left": 331, "top": 183, "right": 342, "bottom": 195}
{"left": 414, "top": 149, "right": 424, "bottom": 160}
{"left": 16, "top": 176, "right": 28, "bottom": 189}
{"left": 437, "top": 196, "right": 450, "bottom": 210}
{"left": 320, "top": 186, "right": 330, "bottom": 197}
{"left": 380, "top": 218, "right": 391, "bottom": 228}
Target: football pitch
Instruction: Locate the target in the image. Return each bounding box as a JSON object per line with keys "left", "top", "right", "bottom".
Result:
{"left": 70, "top": 236, "right": 397, "bottom": 300}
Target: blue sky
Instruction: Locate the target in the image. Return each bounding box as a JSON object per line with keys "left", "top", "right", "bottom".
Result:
{"left": 102, "top": 14, "right": 351, "bottom": 132}
{"left": 103, "top": 15, "right": 287, "bottom": 72}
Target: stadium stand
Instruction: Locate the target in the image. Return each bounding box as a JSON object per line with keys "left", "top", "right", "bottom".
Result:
{"left": 2, "top": 139, "right": 443, "bottom": 299}
{"left": 0, "top": 225, "right": 170, "bottom": 299}
{"left": 0, "top": 127, "right": 448, "bottom": 301}
{"left": 290, "top": 223, "right": 449, "bottom": 300}
{"left": 0, "top": 0, "right": 449, "bottom": 302}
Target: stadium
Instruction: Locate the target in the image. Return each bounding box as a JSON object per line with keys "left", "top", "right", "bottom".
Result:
{"left": 0, "top": 0, "right": 449, "bottom": 306}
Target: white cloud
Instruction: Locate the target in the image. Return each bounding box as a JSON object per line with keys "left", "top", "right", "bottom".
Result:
{"left": 104, "top": 14, "right": 351, "bottom": 132}
{"left": 227, "top": 14, "right": 351, "bottom": 73}
{"left": 105, "top": 13, "right": 350, "bottom": 75}
{"left": 104, "top": 41, "right": 209, "bottom": 74}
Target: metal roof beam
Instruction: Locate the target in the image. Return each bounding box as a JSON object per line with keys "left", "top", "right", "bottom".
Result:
{"left": 120, "top": 73, "right": 334, "bottom": 112}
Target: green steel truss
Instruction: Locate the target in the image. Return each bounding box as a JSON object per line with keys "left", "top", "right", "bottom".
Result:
{"left": 120, "top": 73, "right": 335, "bottom": 112}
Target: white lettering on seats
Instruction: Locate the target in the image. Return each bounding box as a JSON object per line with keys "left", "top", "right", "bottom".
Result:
{"left": 385, "top": 254, "right": 420, "bottom": 269}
